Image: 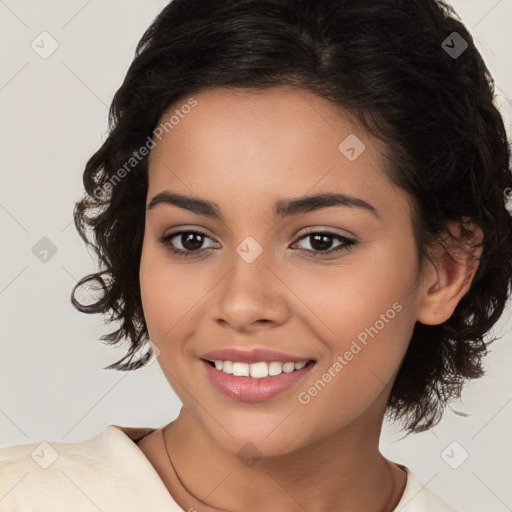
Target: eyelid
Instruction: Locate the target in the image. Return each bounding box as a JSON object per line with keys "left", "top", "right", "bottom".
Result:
{"left": 295, "top": 226, "right": 356, "bottom": 239}
{"left": 161, "top": 224, "right": 216, "bottom": 236}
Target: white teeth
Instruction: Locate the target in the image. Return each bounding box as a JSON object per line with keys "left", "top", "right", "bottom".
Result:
{"left": 232, "top": 362, "right": 250, "bottom": 377}
{"left": 222, "top": 361, "right": 234, "bottom": 374}
{"left": 282, "top": 362, "right": 295, "bottom": 373}
{"left": 268, "top": 361, "right": 283, "bottom": 376}
{"left": 209, "top": 360, "right": 311, "bottom": 378}
{"left": 249, "top": 362, "right": 268, "bottom": 378}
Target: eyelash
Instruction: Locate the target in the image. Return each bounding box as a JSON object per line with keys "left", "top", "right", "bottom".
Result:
{"left": 157, "top": 229, "right": 357, "bottom": 259}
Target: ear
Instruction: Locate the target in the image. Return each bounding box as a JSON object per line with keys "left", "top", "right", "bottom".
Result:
{"left": 417, "top": 219, "right": 484, "bottom": 326}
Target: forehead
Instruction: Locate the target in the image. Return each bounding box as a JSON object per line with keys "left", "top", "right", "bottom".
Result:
{"left": 146, "top": 85, "right": 408, "bottom": 222}
{"left": 149, "top": 85, "right": 368, "bottom": 169}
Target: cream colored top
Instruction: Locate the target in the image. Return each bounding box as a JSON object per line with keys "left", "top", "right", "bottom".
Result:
{"left": 0, "top": 425, "right": 459, "bottom": 511}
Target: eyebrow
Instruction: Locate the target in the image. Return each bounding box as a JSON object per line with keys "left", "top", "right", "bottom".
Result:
{"left": 147, "top": 190, "right": 381, "bottom": 220}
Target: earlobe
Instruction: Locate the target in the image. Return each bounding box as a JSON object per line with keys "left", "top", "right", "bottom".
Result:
{"left": 416, "top": 219, "right": 484, "bottom": 326}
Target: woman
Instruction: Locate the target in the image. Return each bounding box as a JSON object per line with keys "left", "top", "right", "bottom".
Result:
{"left": 1, "top": 0, "right": 511, "bottom": 510}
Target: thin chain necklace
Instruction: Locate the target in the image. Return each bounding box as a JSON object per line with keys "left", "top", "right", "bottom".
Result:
{"left": 161, "top": 424, "right": 193, "bottom": 494}
{"left": 162, "top": 424, "right": 231, "bottom": 512}
{"left": 161, "top": 424, "right": 398, "bottom": 512}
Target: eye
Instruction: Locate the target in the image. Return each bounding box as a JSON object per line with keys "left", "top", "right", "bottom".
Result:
{"left": 158, "top": 230, "right": 219, "bottom": 258}
{"left": 158, "top": 229, "right": 357, "bottom": 259}
{"left": 292, "top": 230, "right": 356, "bottom": 257}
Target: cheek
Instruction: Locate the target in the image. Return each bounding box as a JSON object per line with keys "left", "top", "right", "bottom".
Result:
{"left": 292, "top": 301, "right": 414, "bottom": 444}
{"left": 287, "top": 243, "right": 417, "bottom": 396}
{"left": 139, "top": 242, "right": 215, "bottom": 355}
{"left": 286, "top": 239, "right": 417, "bottom": 341}
{"left": 139, "top": 242, "right": 184, "bottom": 341}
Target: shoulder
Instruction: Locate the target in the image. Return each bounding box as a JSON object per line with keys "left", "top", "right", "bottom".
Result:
{"left": 0, "top": 425, "right": 180, "bottom": 511}
{"left": 0, "top": 430, "right": 106, "bottom": 485}
{"left": 0, "top": 424, "right": 138, "bottom": 477}
{"left": 394, "top": 464, "right": 461, "bottom": 512}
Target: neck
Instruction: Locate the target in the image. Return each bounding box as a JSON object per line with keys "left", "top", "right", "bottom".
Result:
{"left": 159, "top": 408, "right": 405, "bottom": 512}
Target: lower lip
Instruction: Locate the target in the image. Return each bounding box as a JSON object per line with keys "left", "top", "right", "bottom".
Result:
{"left": 201, "top": 360, "right": 315, "bottom": 402}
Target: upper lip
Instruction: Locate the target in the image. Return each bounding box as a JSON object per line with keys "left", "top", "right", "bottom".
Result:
{"left": 199, "top": 348, "right": 315, "bottom": 364}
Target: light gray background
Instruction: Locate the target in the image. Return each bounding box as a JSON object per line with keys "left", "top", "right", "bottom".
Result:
{"left": 0, "top": 1, "right": 511, "bottom": 511}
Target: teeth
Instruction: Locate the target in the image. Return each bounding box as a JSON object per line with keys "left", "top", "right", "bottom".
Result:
{"left": 210, "top": 360, "right": 310, "bottom": 378}
{"left": 268, "top": 361, "right": 283, "bottom": 376}
{"left": 222, "top": 361, "right": 234, "bottom": 374}
{"left": 232, "top": 362, "right": 250, "bottom": 377}
{"left": 283, "top": 362, "right": 295, "bottom": 373}
{"left": 249, "top": 362, "right": 268, "bottom": 378}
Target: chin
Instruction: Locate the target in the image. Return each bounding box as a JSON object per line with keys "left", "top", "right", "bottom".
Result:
{"left": 200, "top": 416, "right": 312, "bottom": 460}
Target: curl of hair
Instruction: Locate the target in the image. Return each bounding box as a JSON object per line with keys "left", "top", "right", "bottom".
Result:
{"left": 71, "top": 0, "right": 512, "bottom": 434}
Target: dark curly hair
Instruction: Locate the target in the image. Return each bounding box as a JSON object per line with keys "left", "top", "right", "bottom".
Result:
{"left": 71, "top": 0, "right": 512, "bottom": 434}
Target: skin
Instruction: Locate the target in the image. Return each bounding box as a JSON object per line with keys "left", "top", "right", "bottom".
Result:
{"left": 138, "top": 85, "right": 483, "bottom": 512}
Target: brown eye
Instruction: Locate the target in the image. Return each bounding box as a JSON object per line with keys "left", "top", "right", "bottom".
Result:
{"left": 294, "top": 231, "right": 356, "bottom": 257}
{"left": 158, "top": 230, "right": 219, "bottom": 258}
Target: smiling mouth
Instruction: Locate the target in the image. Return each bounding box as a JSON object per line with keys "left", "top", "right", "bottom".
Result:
{"left": 201, "top": 359, "right": 316, "bottom": 379}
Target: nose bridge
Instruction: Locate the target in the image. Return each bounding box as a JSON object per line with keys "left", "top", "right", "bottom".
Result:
{"left": 225, "top": 233, "right": 275, "bottom": 300}
{"left": 212, "top": 233, "right": 290, "bottom": 329}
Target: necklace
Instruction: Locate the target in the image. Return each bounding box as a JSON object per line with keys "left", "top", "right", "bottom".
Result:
{"left": 161, "top": 425, "right": 230, "bottom": 512}
{"left": 161, "top": 424, "right": 399, "bottom": 512}
{"left": 161, "top": 424, "right": 191, "bottom": 493}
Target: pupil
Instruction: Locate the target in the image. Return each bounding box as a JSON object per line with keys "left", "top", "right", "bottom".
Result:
{"left": 183, "top": 233, "right": 203, "bottom": 250}
{"left": 311, "top": 233, "right": 332, "bottom": 251}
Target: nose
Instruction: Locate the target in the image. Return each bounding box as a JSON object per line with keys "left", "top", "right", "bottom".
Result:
{"left": 210, "top": 244, "right": 292, "bottom": 333}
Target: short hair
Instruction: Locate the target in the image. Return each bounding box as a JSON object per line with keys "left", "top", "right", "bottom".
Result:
{"left": 71, "top": 0, "right": 512, "bottom": 434}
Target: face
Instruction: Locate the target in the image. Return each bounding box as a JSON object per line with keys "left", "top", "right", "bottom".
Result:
{"left": 140, "top": 85, "right": 425, "bottom": 457}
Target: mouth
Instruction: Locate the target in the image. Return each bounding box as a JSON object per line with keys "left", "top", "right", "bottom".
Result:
{"left": 200, "top": 358, "right": 317, "bottom": 402}
{"left": 201, "top": 358, "right": 316, "bottom": 378}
